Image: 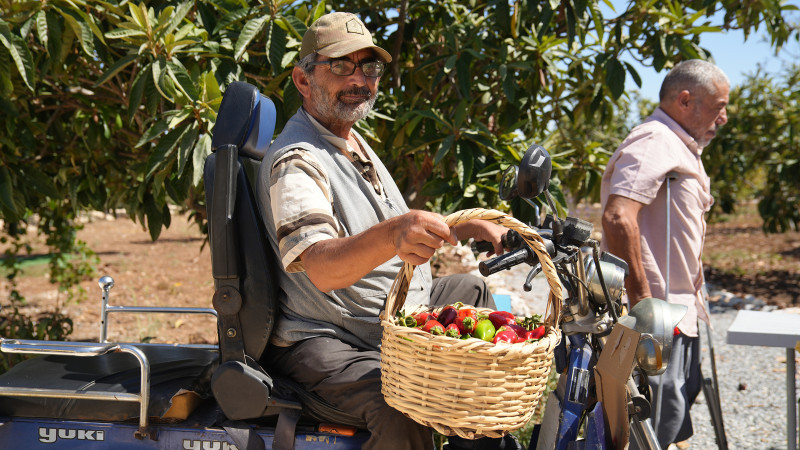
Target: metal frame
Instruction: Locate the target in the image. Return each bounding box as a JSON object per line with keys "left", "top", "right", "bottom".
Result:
{"left": 0, "top": 339, "right": 153, "bottom": 439}
{"left": 0, "top": 275, "right": 220, "bottom": 440}
{"left": 98, "top": 275, "right": 218, "bottom": 346}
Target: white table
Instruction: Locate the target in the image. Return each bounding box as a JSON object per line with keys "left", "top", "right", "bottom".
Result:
{"left": 727, "top": 310, "right": 800, "bottom": 450}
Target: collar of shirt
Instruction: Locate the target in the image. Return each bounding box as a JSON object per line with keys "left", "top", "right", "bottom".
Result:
{"left": 300, "top": 107, "right": 364, "bottom": 157}
{"left": 648, "top": 107, "right": 702, "bottom": 155}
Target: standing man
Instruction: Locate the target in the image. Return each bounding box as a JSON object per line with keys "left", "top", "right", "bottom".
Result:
{"left": 256, "top": 12, "right": 520, "bottom": 450}
{"left": 601, "top": 59, "right": 729, "bottom": 449}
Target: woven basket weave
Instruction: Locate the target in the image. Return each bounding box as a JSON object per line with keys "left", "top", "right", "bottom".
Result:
{"left": 380, "top": 208, "right": 563, "bottom": 439}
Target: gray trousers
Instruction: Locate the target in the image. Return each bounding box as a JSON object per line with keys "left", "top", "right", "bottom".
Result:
{"left": 262, "top": 274, "right": 505, "bottom": 450}
{"left": 632, "top": 333, "right": 702, "bottom": 449}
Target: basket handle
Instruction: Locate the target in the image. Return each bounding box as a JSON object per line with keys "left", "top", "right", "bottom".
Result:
{"left": 384, "top": 208, "right": 563, "bottom": 328}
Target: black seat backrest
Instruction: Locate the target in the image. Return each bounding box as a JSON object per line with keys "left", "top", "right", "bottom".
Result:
{"left": 204, "top": 81, "right": 278, "bottom": 362}
{"left": 204, "top": 82, "right": 368, "bottom": 428}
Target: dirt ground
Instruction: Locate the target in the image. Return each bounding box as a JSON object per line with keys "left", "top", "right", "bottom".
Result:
{"left": 2, "top": 203, "right": 799, "bottom": 345}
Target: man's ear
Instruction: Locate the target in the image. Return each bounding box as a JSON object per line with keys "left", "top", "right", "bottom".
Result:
{"left": 677, "top": 89, "right": 692, "bottom": 110}
{"left": 292, "top": 65, "right": 311, "bottom": 100}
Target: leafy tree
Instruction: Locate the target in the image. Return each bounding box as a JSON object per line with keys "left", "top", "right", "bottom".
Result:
{"left": 704, "top": 64, "right": 800, "bottom": 232}
{"left": 0, "top": 0, "right": 797, "bottom": 351}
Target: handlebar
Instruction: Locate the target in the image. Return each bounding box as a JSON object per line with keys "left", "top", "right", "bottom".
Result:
{"left": 478, "top": 247, "right": 537, "bottom": 277}
{"left": 477, "top": 233, "right": 556, "bottom": 277}
{"left": 471, "top": 230, "right": 525, "bottom": 254}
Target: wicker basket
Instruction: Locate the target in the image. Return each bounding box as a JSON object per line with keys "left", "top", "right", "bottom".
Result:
{"left": 380, "top": 208, "right": 564, "bottom": 439}
{"left": 381, "top": 209, "right": 562, "bottom": 439}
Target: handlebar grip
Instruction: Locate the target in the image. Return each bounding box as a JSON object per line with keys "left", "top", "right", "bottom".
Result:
{"left": 478, "top": 247, "right": 536, "bottom": 277}
{"left": 471, "top": 230, "right": 524, "bottom": 254}
{"left": 472, "top": 240, "right": 495, "bottom": 254}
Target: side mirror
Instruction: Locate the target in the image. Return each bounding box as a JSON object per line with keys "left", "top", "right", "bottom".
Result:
{"left": 617, "top": 297, "right": 687, "bottom": 376}
{"left": 500, "top": 143, "right": 552, "bottom": 200}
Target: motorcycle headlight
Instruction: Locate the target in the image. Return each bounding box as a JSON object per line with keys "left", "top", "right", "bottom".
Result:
{"left": 617, "top": 297, "right": 687, "bottom": 376}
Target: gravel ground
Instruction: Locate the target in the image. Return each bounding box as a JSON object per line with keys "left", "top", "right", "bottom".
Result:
{"left": 476, "top": 263, "right": 800, "bottom": 450}
{"left": 688, "top": 308, "right": 799, "bottom": 450}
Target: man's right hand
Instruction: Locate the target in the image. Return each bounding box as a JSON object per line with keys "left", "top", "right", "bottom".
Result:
{"left": 388, "top": 210, "right": 455, "bottom": 266}
{"left": 300, "top": 209, "right": 454, "bottom": 292}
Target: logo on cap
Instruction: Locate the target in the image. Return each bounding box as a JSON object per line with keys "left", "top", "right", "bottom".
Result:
{"left": 346, "top": 19, "right": 364, "bottom": 35}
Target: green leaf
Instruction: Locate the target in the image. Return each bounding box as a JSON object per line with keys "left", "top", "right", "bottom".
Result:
{"left": 145, "top": 122, "right": 192, "bottom": 180}
{"left": 434, "top": 134, "right": 455, "bottom": 165}
{"left": 136, "top": 118, "right": 170, "bottom": 148}
{"left": 167, "top": 59, "right": 199, "bottom": 101}
{"left": 176, "top": 122, "right": 199, "bottom": 177}
{"left": 310, "top": 2, "right": 327, "bottom": 22}
{"left": 624, "top": 61, "right": 642, "bottom": 88}
{"left": 0, "top": 49, "right": 13, "bottom": 96}
{"left": 63, "top": 1, "right": 106, "bottom": 45}
{"left": 152, "top": 55, "right": 174, "bottom": 101}
{"left": 105, "top": 28, "right": 147, "bottom": 39}
{"left": 0, "top": 19, "right": 35, "bottom": 90}
{"left": 144, "top": 195, "right": 163, "bottom": 241}
{"left": 192, "top": 134, "right": 212, "bottom": 186}
{"left": 605, "top": 56, "right": 625, "bottom": 99}
{"left": 127, "top": 64, "right": 151, "bottom": 122}
{"left": 200, "top": 70, "right": 222, "bottom": 104}
{"left": 235, "top": 15, "right": 268, "bottom": 61}
{"left": 93, "top": 53, "right": 138, "bottom": 87}
{"left": 24, "top": 167, "right": 60, "bottom": 199}
{"left": 56, "top": 7, "right": 95, "bottom": 55}
{"left": 282, "top": 15, "right": 307, "bottom": 40}
{"left": 267, "top": 20, "right": 287, "bottom": 75}
{"left": 444, "top": 55, "right": 457, "bottom": 73}
{"left": 213, "top": 7, "right": 252, "bottom": 34}
{"left": 35, "top": 10, "right": 48, "bottom": 50}
{"left": 0, "top": 167, "right": 17, "bottom": 217}
{"left": 155, "top": 2, "right": 193, "bottom": 41}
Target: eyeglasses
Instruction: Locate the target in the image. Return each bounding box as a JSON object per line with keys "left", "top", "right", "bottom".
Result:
{"left": 310, "top": 59, "right": 386, "bottom": 78}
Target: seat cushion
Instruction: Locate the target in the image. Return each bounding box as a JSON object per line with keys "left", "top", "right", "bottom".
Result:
{"left": 0, "top": 345, "right": 217, "bottom": 422}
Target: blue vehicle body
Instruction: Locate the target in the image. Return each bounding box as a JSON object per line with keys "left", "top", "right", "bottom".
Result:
{"left": 0, "top": 416, "right": 368, "bottom": 449}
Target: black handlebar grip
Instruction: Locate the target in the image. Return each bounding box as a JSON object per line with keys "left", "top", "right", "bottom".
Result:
{"left": 472, "top": 240, "right": 495, "bottom": 254}
{"left": 478, "top": 247, "right": 537, "bottom": 277}
{"left": 471, "top": 230, "right": 525, "bottom": 254}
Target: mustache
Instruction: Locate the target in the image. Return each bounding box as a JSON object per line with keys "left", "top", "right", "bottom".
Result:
{"left": 337, "top": 86, "right": 372, "bottom": 100}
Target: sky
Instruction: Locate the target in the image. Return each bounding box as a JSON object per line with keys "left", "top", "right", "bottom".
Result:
{"left": 605, "top": 2, "right": 800, "bottom": 102}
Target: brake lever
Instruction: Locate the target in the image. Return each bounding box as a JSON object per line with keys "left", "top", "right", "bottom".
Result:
{"left": 523, "top": 264, "right": 542, "bottom": 292}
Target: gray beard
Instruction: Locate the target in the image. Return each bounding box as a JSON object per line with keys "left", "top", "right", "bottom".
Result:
{"left": 309, "top": 77, "right": 376, "bottom": 123}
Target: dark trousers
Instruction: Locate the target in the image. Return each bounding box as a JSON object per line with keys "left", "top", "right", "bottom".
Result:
{"left": 262, "top": 274, "right": 515, "bottom": 450}
{"left": 629, "top": 333, "right": 702, "bottom": 450}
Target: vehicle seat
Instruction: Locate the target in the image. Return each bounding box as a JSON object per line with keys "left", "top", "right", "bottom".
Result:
{"left": 205, "top": 81, "right": 367, "bottom": 431}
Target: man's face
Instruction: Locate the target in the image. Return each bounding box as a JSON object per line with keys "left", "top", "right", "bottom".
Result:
{"left": 307, "top": 49, "right": 380, "bottom": 125}
{"left": 686, "top": 80, "right": 729, "bottom": 147}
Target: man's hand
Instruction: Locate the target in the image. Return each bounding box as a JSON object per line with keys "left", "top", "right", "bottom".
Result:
{"left": 453, "top": 220, "right": 508, "bottom": 256}
{"left": 389, "top": 210, "right": 454, "bottom": 265}
{"left": 300, "top": 210, "right": 453, "bottom": 291}
{"left": 602, "top": 194, "right": 652, "bottom": 307}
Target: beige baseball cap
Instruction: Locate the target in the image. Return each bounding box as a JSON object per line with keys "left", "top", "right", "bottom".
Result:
{"left": 300, "top": 12, "right": 392, "bottom": 63}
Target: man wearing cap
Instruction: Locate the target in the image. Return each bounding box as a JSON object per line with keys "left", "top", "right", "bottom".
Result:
{"left": 256, "top": 11, "right": 519, "bottom": 450}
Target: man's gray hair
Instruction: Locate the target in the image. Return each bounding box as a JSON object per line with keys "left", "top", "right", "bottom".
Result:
{"left": 297, "top": 52, "right": 318, "bottom": 75}
{"left": 659, "top": 59, "right": 730, "bottom": 102}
